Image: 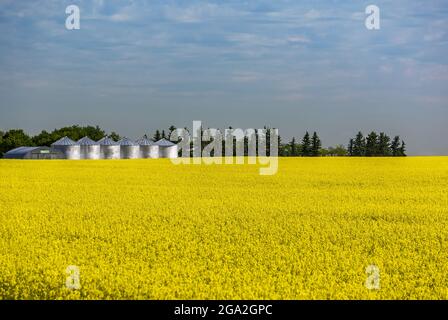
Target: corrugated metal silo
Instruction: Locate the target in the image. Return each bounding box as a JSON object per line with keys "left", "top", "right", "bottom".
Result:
{"left": 98, "top": 136, "right": 120, "bottom": 159}
{"left": 77, "top": 136, "right": 101, "bottom": 159}
{"left": 118, "top": 137, "right": 140, "bottom": 159}
{"left": 136, "top": 136, "right": 159, "bottom": 158}
{"left": 51, "top": 136, "right": 80, "bottom": 159}
{"left": 155, "top": 138, "right": 178, "bottom": 158}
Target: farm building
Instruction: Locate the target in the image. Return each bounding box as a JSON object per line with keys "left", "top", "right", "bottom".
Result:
{"left": 155, "top": 138, "right": 178, "bottom": 158}
{"left": 98, "top": 136, "right": 120, "bottom": 159}
{"left": 51, "top": 136, "right": 81, "bottom": 159}
{"left": 3, "top": 146, "right": 64, "bottom": 159}
{"left": 136, "top": 136, "right": 159, "bottom": 158}
{"left": 77, "top": 136, "right": 101, "bottom": 160}
{"left": 3, "top": 135, "right": 179, "bottom": 160}
{"left": 118, "top": 137, "right": 140, "bottom": 159}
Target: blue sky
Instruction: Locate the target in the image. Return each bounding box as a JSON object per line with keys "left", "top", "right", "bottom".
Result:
{"left": 0, "top": 0, "right": 447, "bottom": 154}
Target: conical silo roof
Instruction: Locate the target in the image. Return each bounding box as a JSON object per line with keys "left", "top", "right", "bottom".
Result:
{"left": 135, "top": 136, "right": 154, "bottom": 146}
{"left": 77, "top": 136, "right": 98, "bottom": 145}
{"left": 51, "top": 136, "right": 76, "bottom": 146}
{"left": 154, "top": 138, "right": 175, "bottom": 147}
{"left": 118, "top": 137, "right": 138, "bottom": 146}
{"left": 97, "top": 136, "right": 118, "bottom": 145}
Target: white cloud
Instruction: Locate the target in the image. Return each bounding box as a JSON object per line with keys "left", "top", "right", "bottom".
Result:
{"left": 164, "top": 4, "right": 217, "bottom": 23}
{"left": 287, "top": 35, "right": 310, "bottom": 43}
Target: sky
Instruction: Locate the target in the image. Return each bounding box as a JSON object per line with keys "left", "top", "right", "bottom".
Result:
{"left": 0, "top": 0, "right": 447, "bottom": 155}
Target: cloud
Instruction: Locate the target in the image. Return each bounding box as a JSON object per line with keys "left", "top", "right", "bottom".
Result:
{"left": 164, "top": 3, "right": 217, "bottom": 23}
{"left": 287, "top": 35, "right": 310, "bottom": 43}
{"left": 231, "top": 72, "right": 261, "bottom": 83}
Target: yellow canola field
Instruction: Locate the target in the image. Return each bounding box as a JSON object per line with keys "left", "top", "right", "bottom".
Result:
{"left": 0, "top": 157, "right": 447, "bottom": 299}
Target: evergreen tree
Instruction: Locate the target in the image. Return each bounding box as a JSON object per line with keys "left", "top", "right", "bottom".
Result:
{"left": 109, "top": 131, "right": 121, "bottom": 141}
{"left": 390, "top": 136, "right": 400, "bottom": 156}
{"left": 290, "top": 137, "right": 297, "bottom": 157}
{"left": 153, "top": 130, "right": 161, "bottom": 141}
{"left": 168, "top": 125, "right": 176, "bottom": 141}
{"left": 277, "top": 133, "right": 284, "bottom": 156}
{"left": 161, "top": 130, "right": 166, "bottom": 139}
{"left": 378, "top": 132, "right": 391, "bottom": 156}
{"left": 353, "top": 132, "right": 366, "bottom": 156}
{"left": 311, "top": 131, "right": 321, "bottom": 157}
{"left": 301, "top": 131, "right": 311, "bottom": 156}
{"left": 348, "top": 138, "right": 354, "bottom": 156}
{"left": 399, "top": 140, "right": 406, "bottom": 156}
{"left": 365, "top": 131, "right": 379, "bottom": 156}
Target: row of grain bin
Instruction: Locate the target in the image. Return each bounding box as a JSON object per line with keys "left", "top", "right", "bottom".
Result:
{"left": 51, "top": 136, "right": 177, "bottom": 159}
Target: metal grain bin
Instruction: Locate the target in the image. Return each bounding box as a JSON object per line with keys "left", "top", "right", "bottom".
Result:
{"left": 51, "top": 136, "right": 80, "bottom": 159}
{"left": 77, "top": 136, "right": 101, "bottom": 160}
{"left": 155, "top": 138, "right": 178, "bottom": 158}
{"left": 98, "top": 136, "right": 120, "bottom": 159}
{"left": 136, "top": 136, "right": 159, "bottom": 159}
{"left": 118, "top": 137, "right": 140, "bottom": 159}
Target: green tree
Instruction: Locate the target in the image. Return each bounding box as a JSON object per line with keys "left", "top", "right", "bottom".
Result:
{"left": 390, "top": 136, "right": 400, "bottom": 156}
{"left": 32, "top": 130, "right": 53, "bottom": 146}
{"left": 290, "top": 137, "right": 297, "bottom": 157}
{"left": 352, "top": 132, "right": 366, "bottom": 156}
{"left": 311, "top": 132, "right": 321, "bottom": 157}
{"left": 301, "top": 131, "right": 311, "bottom": 156}
{"left": 378, "top": 132, "right": 391, "bottom": 156}
{"left": 326, "top": 145, "right": 348, "bottom": 157}
{"left": 0, "top": 129, "right": 33, "bottom": 155}
{"left": 153, "top": 130, "right": 161, "bottom": 141}
{"left": 0, "top": 130, "right": 3, "bottom": 157}
{"left": 399, "top": 140, "right": 406, "bottom": 156}
{"left": 109, "top": 131, "right": 121, "bottom": 141}
{"left": 168, "top": 125, "right": 176, "bottom": 140}
{"left": 365, "top": 131, "right": 379, "bottom": 156}
{"left": 48, "top": 125, "right": 105, "bottom": 142}
{"left": 348, "top": 138, "right": 354, "bottom": 156}
{"left": 82, "top": 125, "right": 105, "bottom": 141}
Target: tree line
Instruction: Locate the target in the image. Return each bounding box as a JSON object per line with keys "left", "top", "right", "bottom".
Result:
{"left": 347, "top": 131, "right": 406, "bottom": 157}
{"left": 0, "top": 125, "right": 406, "bottom": 157}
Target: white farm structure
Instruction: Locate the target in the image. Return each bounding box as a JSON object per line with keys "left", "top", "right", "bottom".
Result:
{"left": 43, "top": 136, "right": 178, "bottom": 160}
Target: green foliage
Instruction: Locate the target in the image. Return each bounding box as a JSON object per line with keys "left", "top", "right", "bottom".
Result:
{"left": 399, "top": 140, "right": 406, "bottom": 156}
{"left": 391, "top": 136, "right": 401, "bottom": 156}
{"left": 109, "top": 131, "right": 121, "bottom": 141}
{"left": 324, "top": 145, "right": 348, "bottom": 157}
{"left": 290, "top": 137, "right": 298, "bottom": 157}
{"left": 0, "top": 124, "right": 408, "bottom": 158}
{"left": 365, "top": 131, "right": 379, "bottom": 156}
{"left": 48, "top": 125, "right": 105, "bottom": 144}
{"left": 348, "top": 139, "right": 354, "bottom": 156}
{"left": 301, "top": 131, "right": 311, "bottom": 156}
{"left": 378, "top": 132, "right": 391, "bottom": 156}
{"left": 153, "top": 130, "right": 161, "bottom": 142}
{"left": 311, "top": 132, "right": 321, "bottom": 157}
{"left": 0, "top": 129, "right": 33, "bottom": 155}
{"left": 32, "top": 130, "right": 53, "bottom": 146}
{"left": 353, "top": 132, "right": 366, "bottom": 156}
{"left": 349, "top": 131, "right": 406, "bottom": 157}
